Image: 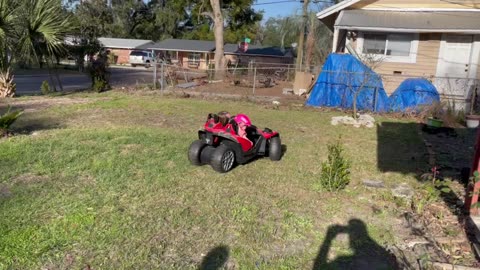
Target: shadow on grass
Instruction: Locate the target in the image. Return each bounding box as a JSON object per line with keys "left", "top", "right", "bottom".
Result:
{"left": 377, "top": 122, "right": 476, "bottom": 220}
{"left": 312, "top": 219, "right": 400, "bottom": 270}
{"left": 198, "top": 245, "right": 229, "bottom": 270}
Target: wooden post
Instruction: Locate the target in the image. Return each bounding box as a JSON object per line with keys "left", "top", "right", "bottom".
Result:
{"left": 332, "top": 28, "right": 339, "bottom": 53}
{"left": 253, "top": 65, "right": 257, "bottom": 96}
{"left": 160, "top": 62, "right": 164, "bottom": 91}
{"left": 153, "top": 50, "right": 157, "bottom": 89}
{"left": 465, "top": 128, "right": 480, "bottom": 215}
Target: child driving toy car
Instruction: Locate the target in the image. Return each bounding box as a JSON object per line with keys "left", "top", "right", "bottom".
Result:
{"left": 234, "top": 114, "right": 251, "bottom": 141}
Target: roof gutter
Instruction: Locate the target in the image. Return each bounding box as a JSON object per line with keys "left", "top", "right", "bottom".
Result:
{"left": 335, "top": 25, "right": 480, "bottom": 34}
{"left": 143, "top": 48, "right": 214, "bottom": 53}
{"left": 316, "top": 0, "right": 361, "bottom": 19}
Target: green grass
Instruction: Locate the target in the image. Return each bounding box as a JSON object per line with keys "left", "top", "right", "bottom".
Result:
{"left": 0, "top": 92, "right": 438, "bottom": 269}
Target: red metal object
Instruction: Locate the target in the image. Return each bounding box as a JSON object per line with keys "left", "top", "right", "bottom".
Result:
{"left": 465, "top": 128, "right": 480, "bottom": 215}
{"left": 238, "top": 42, "right": 248, "bottom": 53}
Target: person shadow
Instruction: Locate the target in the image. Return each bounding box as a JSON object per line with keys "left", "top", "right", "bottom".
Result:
{"left": 198, "top": 245, "right": 229, "bottom": 270}
{"left": 312, "top": 219, "right": 399, "bottom": 270}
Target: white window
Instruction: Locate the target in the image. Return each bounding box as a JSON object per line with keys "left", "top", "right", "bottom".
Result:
{"left": 358, "top": 32, "right": 418, "bottom": 63}
{"left": 188, "top": 52, "right": 201, "bottom": 65}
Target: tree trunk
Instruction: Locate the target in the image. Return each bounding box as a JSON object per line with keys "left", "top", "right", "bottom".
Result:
{"left": 50, "top": 57, "right": 64, "bottom": 92}
{"left": 295, "top": 0, "right": 309, "bottom": 71}
{"left": 210, "top": 0, "right": 226, "bottom": 80}
{"left": 0, "top": 68, "right": 16, "bottom": 98}
{"left": 304, "top": 15, "right": 317, "bottom": 68}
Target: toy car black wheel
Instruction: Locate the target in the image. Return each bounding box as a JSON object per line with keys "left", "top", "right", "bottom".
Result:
{"left": 269, "top": 136, "right": 282, "bottom": 161}
{"left": 188, "top": 140, "right": 207, "bottom": 166}
{"left": 211, "top": 145, "right": 235, "bottom": 173}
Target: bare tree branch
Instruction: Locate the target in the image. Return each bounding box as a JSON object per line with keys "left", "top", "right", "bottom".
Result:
{"left": 200, "top": 11, "right": 214, "bottom": 20}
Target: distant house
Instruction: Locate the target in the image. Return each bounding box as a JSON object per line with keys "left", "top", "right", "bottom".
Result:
{"left": 140, "top": 38, "right": 294, "bottom": 69}
{"left": 140, "top": 39, "right": 216, "bottom": 69}
{"left": 316, "top": 0, "right": 480, "bottom": 110}
{"left": 223, "top": 44, "right": 294, "bottom": 67}
{"left": 98, "top": 37, "right": 154, "bottom": 64}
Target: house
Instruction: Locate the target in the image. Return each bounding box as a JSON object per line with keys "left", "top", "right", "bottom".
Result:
{"left": 316, "top": 0, "right": 480, "bottom": 111}
{"left": 139, "top": 39, "right": 294, "bottom": 69}
{"left": 223, "top": 44, "right": 294, "bottom": 67}
{"left": 140, "top": 39, "right": 216, "bottom": 69}
{"left": 98, "top": 37, "right": 154, "bottom": 64}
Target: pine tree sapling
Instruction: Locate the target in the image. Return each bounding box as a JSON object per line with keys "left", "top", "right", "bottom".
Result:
{"left": 319, "top": 140, "right": 351, "bottom": 192}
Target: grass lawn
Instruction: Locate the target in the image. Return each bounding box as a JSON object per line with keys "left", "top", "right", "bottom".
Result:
{"left": 0, "top": 91, "right": 472, "bottom": 269}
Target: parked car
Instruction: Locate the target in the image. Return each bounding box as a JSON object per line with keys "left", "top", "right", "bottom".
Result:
{"left": 129, "top": 50, "right": 155, "bottom": 68}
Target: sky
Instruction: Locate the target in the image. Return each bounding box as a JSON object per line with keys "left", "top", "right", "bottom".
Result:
{"left": 253, "top": 0, "right": 333, "bottom": 21}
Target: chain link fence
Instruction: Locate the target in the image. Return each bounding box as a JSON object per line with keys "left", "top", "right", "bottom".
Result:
{"left": 150, "top": 61, "right": 479, "bottom": 111}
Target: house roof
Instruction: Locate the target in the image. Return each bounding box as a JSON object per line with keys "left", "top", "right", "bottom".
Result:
{"left": 98, "top": 37, "right": 153, "bottom": 49}
{"left": 336, "top": 10, "right": 480, "bottom": 33}
{"left": 316, "top": 0, "right": 361, "bottom": 20}
{"left": 139, "top": 39, "right": 291, "bottom": 57}
{"left": 223, "top": 43, "right": 290, "bottom": 57}
{"left": 140, "top": 39, "right": 216, "bottom": 52}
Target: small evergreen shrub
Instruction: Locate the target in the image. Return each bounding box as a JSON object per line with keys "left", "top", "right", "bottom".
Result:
{"left": 0, "top": 107, "right": 23, "bottom": 137}
{"left": 92, "top": 78, "right": 107, "bottom": 93}
{"left": 319, "top": 140, "right": 351, "bottom": 191}
{"left": 40, "top": 80, "right": 51, "bottom": 95}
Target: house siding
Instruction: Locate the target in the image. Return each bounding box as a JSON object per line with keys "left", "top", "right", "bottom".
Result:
{"left": 371, "top": 33, "right": 441, "bottom": 94}
{"left": 109, "top": 48, "right": 132, "bottom": 64}
{"left": 352, "top": 0, "right": 480, "bottom": 9}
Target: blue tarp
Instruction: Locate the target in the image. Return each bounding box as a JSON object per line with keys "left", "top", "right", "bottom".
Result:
{"left": 388, "top": 78, "right": 440, "bottom": 112}
{"left": 306, "top": 54, "right": 389, "bottom": 112}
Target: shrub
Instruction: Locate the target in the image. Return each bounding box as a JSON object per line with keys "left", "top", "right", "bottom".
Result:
{"left": 87, "top": 50, "right": 110, "bottom": 93}
{"left": 92, "top": 78, "right": 107, "bottom": 93}
{"left": 319, "top": 140, "right": 351, "bottom": 192}
{"left": 0, "top": 107, "right": 23, "bottom": 137}
{"left": 40, "top": 80, "right": 52, "bottom": 95}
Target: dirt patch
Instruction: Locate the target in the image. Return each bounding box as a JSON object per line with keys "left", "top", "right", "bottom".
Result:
{"left": 11, "top": 173, "right": 49, "bottom": 185}
{"left": 120, "top": 144, "right": 143, "bottom": 155}
{"left": 0, "top": 184, "right": 12, "bottom": 199}
{"left": 1, "top": 96, "right": 104, "bottom": 113}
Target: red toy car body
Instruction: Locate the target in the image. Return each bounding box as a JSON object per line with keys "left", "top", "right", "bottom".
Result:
{"left": 188, "top": 113, "right": 282, "bottom": 173}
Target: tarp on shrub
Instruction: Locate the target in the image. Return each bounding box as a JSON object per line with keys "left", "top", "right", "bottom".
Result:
{"left": 306, "top": 53, "right": 389, "bottom": 112}
{"left": 388, "top": 78, "right": 440, "bottom": 112}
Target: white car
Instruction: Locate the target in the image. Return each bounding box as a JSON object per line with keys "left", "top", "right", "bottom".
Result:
{"left": 129, "top": 50, "right": 155, "bottom": 68}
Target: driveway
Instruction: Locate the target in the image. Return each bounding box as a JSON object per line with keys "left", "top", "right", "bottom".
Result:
{"left": 14, "top": 66, "right": 154, "bottom": 95}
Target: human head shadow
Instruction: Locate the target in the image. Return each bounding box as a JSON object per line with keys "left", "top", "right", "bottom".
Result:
{"left": 313, "top": 219, "right": 399, "bottom": 270}
{"left": 198, "top": 245, "right": 229, "bottom": 270}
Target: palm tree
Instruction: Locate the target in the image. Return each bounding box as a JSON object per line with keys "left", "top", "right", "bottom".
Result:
{"left": 18, "top": 0, "right": 71, "bottom": 92}
{"left": 0, "top": 0, "right": 71, "bottom": 97}
{"left": 0, "top": 0, "right": 17, "bottom": 97}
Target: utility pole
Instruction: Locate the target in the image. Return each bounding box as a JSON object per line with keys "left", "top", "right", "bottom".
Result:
{"left": 296, "top": 0, "right": 309, "bottom": 70}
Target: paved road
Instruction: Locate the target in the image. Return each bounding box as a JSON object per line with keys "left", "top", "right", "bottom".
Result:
{"left": 14, "top": 66, "right": 155, "bottom": 95}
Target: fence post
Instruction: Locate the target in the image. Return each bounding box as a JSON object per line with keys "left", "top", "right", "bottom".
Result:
{"left": 160, "top": 62, "right": 164, "bottom": 91}
{"left": 253, "top": 66, "right": 257, "bottom": 97}
{"left": 153, "top": 58, "right": 158, "bottom": 89}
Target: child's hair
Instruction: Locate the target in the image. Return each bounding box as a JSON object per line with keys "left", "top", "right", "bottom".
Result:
{"left": 217, "top": 111, "right": 231, "bottom": 126}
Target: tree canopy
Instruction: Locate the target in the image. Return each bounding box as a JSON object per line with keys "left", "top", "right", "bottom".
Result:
{"left": 67, "top": 0, "right": 263, "bottom": 44}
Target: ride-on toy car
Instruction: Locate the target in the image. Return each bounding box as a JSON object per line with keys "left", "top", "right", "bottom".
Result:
{"left": 188, "top": 113, "right": 282, "bottom": 173}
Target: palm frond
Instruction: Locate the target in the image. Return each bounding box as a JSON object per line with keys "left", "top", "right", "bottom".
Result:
{"left": 0, "top": 106, "right": 22, "bottom": 130}
{"left": 0, "top": 0, "right": 17, "bottom": 71}
{"left": 18, "top": 0, "right": 71, "bottom": 65}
